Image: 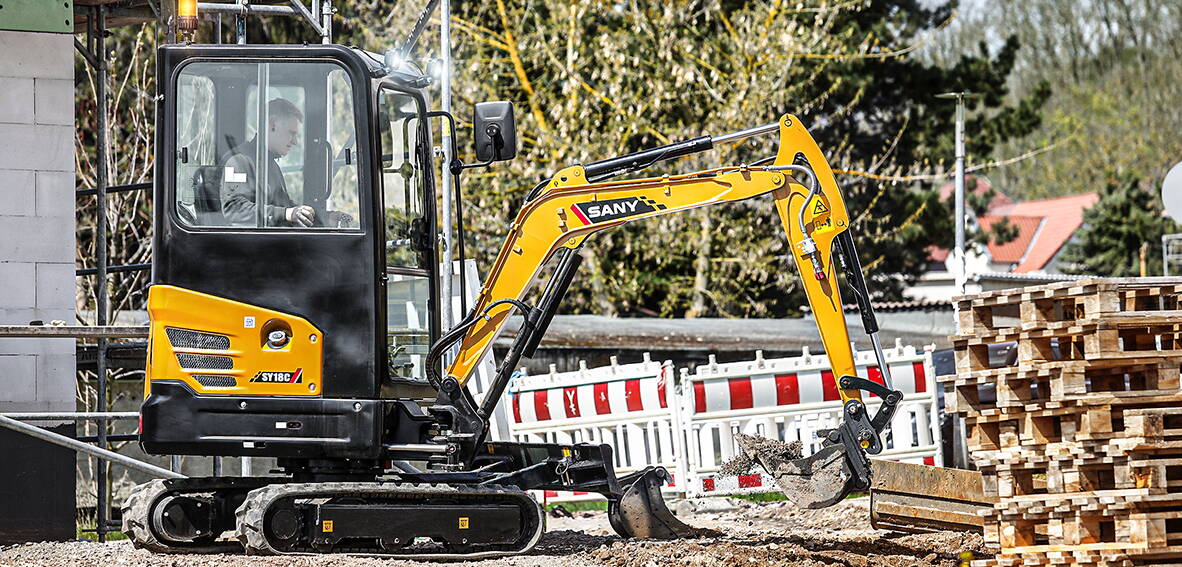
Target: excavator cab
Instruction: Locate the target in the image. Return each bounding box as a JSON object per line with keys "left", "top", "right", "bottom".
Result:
{"left": 132, "top": 44, "right": 699, "bottom": 556}
{"left": 144, "top": 44, "right": 438, "bottom": 459}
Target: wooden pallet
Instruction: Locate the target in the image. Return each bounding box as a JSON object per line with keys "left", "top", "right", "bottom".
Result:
{"left": 957, "top": 277, "right": 1182, "bottom": 336}
{"left": 978, "top": 547, "right": 1181, "bottom": 567}
{"left": 943, "top": 359, "right": 1180, "bottom": 415}
{"left": 952, "top": 313, "right": 1182, "bottom": 373}
{"left": 976, "top": 504, "right": 1182, "bottom": 566}
{"left": 961, "top": 399, "right": 1181, "bottom": 430}
{"left": 962, "top": 402, "right": 1182, "bottom": 481}
{"left": 980, "top": 454, "right": 1182, "bottom": 514}
{"left": 949, "top": 280, "right": 1182, "bottom": 565}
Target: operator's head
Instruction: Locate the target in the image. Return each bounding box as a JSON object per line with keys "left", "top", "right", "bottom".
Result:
{"left": 267, "top": 98, "right": 303, "bottom": 157}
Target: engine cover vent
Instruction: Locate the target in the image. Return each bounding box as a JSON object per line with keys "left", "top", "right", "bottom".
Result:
{"left": 192, "top": 374, "right": 237, "bottom": 388}
{"left": 176, "top": 353, "right": 234, "bottom": 370}
{"left": 166, "top": 327, "right": 230, "bottom": 350}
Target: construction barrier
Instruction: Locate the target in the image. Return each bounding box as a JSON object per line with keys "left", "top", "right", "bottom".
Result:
{"left": 680, "top": 341, "right": 941, "bottom": 497}
{"left": 504, "top": 341, "right": 940, "bottom": 501}
{"left": 507, "top": 354, "right": 682, "bottom": 502}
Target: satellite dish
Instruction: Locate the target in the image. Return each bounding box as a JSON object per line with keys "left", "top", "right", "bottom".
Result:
{"left": 1163, "top": 161, "right": 1182, "bottom": 223}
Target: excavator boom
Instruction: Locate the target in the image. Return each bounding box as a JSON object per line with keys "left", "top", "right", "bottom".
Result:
{"left": 435, "top": 114, "right": 904, "bottom": 508}
{"left": 447, "top": 116, "right": 859, "bottom": 395}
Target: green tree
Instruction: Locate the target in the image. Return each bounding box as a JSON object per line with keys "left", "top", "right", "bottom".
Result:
{"left": 920, "top": 1, "right": 1182, "bottom": 201}
{"left": 437, "top": 0, "right": 1048, "bottom": 315}
{"left": 88, "top": 1, "right": 1050, "bottom": 320}
{"left": 1060, "top": 172, "right": 1178, "bottom": 276}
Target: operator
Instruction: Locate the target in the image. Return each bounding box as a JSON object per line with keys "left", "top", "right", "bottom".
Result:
{"left": 220, "top": 98, "right": 349, "bottom": 227}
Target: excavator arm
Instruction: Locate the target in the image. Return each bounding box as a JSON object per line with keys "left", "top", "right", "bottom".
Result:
{"left": 431, "top": 114, "right": 904, "bottom": 507}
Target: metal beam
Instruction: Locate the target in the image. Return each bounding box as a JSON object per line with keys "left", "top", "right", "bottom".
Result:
{"left": 73, "top": 38, "right": 99, "bottom": 69}
{"left": 0, "top": 415, "right": 184, "bottom": 479}
{"left": 2, "top": 412, "right": 139, "bottom": 421}
{"left": 399, "top": 0, "right": 440, "bottom": 57}
{"left": 76, "top": 181, "right": 151, "bottom": 197}
{"left": 77, "top": 263, "right": 151, "bottom": 277}
{"left": 93, "top": 4, "right": 113, "bottom": 541}
{"left": 285, "top": 0, "right": 325, "bottom": 38}
{"left": 197, "top": 2, "right": 299, "bottom": 16}
{"left": 0, "top": 326, "right": 149, "bottom": 339}
{"left": 439, "top": 0, "right": 454, "bottom": 334}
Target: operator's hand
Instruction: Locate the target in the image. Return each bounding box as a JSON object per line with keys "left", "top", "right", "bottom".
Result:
{"left": 285, "top": 205, "right": 316, "bottom": 227}
{"left": 327, "top": 210, "right": 354, "bottom": 228}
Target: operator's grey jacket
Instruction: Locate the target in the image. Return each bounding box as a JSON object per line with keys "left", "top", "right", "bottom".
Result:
{"left": 220, "top": 138, "right": 296, "bottom": 227}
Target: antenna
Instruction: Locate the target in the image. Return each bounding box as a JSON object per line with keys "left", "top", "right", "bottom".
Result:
{"left": 399, "top": 0, "right": 442, "bottom": 57}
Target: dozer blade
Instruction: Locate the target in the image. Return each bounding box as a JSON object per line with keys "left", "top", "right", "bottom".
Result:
{"left": 736, "top": 434, "right": 855, "bottom": 509}
{"left": 869, "top": 459, "right": 996, "bottom": 534}
{"left": 607, "top": 467, "right": 717, "bottom": 539}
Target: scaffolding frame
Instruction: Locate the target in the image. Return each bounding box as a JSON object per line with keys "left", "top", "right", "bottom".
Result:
{"left": 54, "top": 0, "right": 335, "bottom": 541}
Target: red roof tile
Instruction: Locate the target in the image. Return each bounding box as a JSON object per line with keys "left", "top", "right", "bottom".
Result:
{"left": 1008, "top": 193, "right": 1099, "bottom": 273}
{"left": 928, "top": 245, "right": 949, "bottom": 263}
{"left": 926, "top": 192, "right": 1099, "bottom": 272}
{"left": 979, "top": 215, "right": 1043, "bottom": 264}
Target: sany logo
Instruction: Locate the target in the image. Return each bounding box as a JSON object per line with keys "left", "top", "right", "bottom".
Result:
{"left": 585, "top": 199, "right": 639, "bottom": 218}
{"left": 250, "top": 368, "right": 303, "bottom": 383}
{"left": 570, "top": 196, "right": 664, "bottom": 224}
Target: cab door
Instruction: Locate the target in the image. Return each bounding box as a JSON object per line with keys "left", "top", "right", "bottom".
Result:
{"left": 375, "top": 83, "right": 440, "bottom": 394}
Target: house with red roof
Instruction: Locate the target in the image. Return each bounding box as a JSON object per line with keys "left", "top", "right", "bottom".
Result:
{"left": 908, "top": 176, "right": 1099, "bottom": 302}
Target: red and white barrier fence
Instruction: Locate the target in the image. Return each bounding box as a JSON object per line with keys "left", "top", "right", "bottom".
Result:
{"left": 504, "top": 342, "right": 940, "bottom": 501}
{"left": 680, "top": 341, "right": 940, "bottom": 497}
{"left": 507, "top": 354, "right": 682, "bottom": 503}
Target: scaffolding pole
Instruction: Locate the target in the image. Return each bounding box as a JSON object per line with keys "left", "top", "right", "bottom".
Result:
{"left": 90, "top": 3, "right": 113, "bottom": 542}
{"left": 1, "top": 412, "right": 138, "bottom": 421}
{"left": 0, "top": 415, "right": 182, "bottom": 480}
{"left": 439, "top": 0, "right": 455, "bottom": 332}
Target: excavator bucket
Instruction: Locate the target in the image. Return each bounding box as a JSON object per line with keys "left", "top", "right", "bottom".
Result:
{"left": 606, "top": 468, "right": 717, "bottom": 539}
{"left": 735, "top": 434, "right": 994, "bottom": 533}
{"left": 735, "top": 434, "right": 856, "bottom": 509}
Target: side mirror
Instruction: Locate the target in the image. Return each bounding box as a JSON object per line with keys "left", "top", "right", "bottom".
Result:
{"left": 473, "top": 101, "right": 517, "bottom": 162}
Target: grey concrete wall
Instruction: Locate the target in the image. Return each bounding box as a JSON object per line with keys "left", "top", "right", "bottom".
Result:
{"left": 0, "top": 30, "right": 76, "bottom": 413}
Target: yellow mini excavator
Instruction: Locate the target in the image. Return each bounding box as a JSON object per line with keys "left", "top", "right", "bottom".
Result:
{"left": 123, "top": 38, "right": 915, "bottom": 557}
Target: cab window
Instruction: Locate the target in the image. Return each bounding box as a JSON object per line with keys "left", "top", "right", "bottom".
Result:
{"left": 174, "top": 60, "right": 361, "bottom": 230}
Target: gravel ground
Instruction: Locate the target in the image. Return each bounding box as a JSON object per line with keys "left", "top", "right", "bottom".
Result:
{"left": 0, "top": 497, "right": 986, "bottom": 567}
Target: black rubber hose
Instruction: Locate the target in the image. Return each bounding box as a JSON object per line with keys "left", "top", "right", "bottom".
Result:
{"left": 583, "top": 136, "right": 714, "bottom": 182}
{"left": 424, "top": 299, "right": 531, "bottom": 389}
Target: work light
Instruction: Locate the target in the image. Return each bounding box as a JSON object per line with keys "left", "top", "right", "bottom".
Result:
{"left": 177, "top": 0, "right": 198, "bottom": 36}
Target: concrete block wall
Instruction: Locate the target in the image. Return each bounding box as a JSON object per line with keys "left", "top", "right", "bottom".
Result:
{"left": 0, "top": 29, "right": 76, "bottom": 413}
{"left": 0, "top": 28, "right": 78, "bottom": 545}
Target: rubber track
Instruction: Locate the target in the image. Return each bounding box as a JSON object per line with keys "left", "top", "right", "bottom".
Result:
{"left": 234, "top": 482, "right": 545, "bottom": 559}
{"left": 121, "top": 479, "right": 246, "bottom": 554}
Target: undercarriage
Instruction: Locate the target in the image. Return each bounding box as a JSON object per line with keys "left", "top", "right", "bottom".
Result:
{"left": 122, "top": 441, "right": 701, "bottom": 557}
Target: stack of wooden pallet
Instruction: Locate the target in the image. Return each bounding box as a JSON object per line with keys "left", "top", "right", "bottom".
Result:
{"left": 940, "top": 278, "right": 1182, "bottom": 567}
